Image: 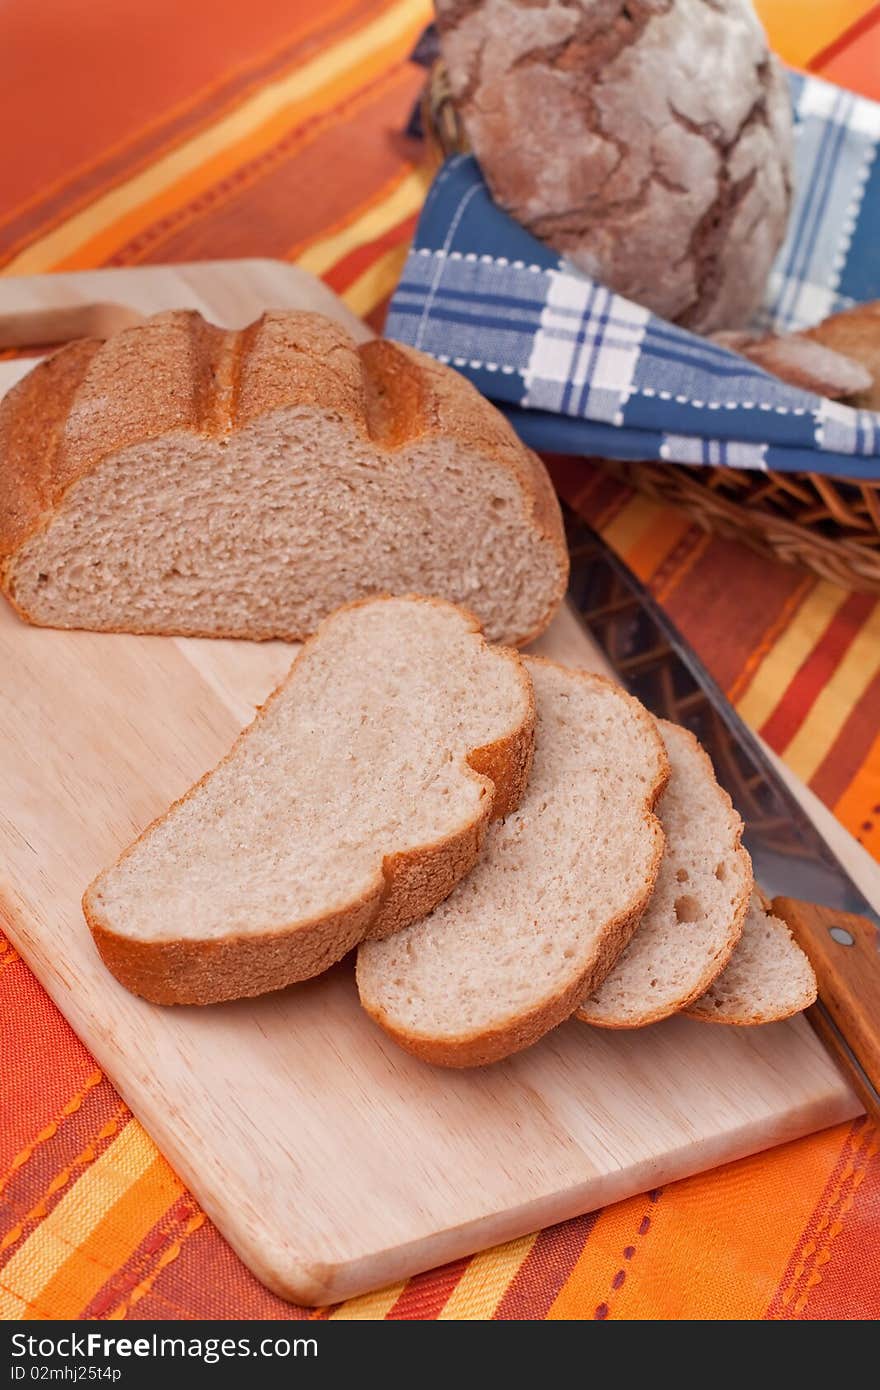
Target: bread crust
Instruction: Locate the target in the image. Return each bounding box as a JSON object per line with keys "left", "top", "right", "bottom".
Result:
{"left": 357, "top": 660, "right": 670, "bottom": 1066}
{"left": 83, "top": 595, "right": 535, "bottom": 1006}
{"left": 0, "top": 338, "right": 102, "bottom": 565}
{"left": 576, "top": 720, "right": 752, "bottom": 1029}
{"left": 802, "top": 300, "right": 880, "bottom": 410}
{"left": 685, "top": 991, "right": 815, "bottom": 1027}
{"left": 0, "top": 310, "right": 568, "bottom": 647}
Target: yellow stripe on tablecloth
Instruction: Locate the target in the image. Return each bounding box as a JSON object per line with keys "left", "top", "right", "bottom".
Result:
{"left": 0, "top": 1122, "right": 177, "bottom": 1319}
{"left": 3, "top": 0, "right": 432, "bottom": 275}
{"left": 782, "top": 600, "right": 880, "bottom": 781}
{"left": 736, "top": 581, "right": 848, "bottom": 730}
{"left": 329, "top": 1281, "right": 407, "bottom": 1319}
{"left": 296, "top": 168, "right": 428, "bottom": 277}
{"left": 342, "top": 242, "right": 411, "bottom": 316}
{"left": 437, "top": 1234, "right": 537, "bottom": 1319}
{"left": 29, "top": 1159, "right": 184, "bottom": 1321}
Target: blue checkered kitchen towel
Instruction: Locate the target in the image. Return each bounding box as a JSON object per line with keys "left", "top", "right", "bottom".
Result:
{"left": 386, "top": 71, "right": 880, "bottom": 478}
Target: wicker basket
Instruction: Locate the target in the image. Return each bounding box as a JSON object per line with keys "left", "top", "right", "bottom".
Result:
{"left": 422, "top": 61, "right": 880, "bottom": 593}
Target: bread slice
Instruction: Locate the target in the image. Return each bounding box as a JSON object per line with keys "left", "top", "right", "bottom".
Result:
{"left": 577, "top": 720, "right": 752, "bottom": 1028}
{"left": 686, "top": 892, "right": 818, "bottom": 1024}
{"left": 83, "top": 596, "right": 535, "bottom": 1006}
{"left": 0, "top": 309, "right": 568, "bottom": 646}
{"left": 802, "top": 300, "right": 880, "bottom": 409}
{"left": 356, "top": 659, "right": 669, "bottom": 1067}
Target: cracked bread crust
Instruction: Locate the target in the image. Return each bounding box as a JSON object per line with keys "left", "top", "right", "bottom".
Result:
{"left": 0, "top": 308, "right": 568, "bottom": 645}
{"left": 436, "top": 0, "right": 793, "bottom": 331}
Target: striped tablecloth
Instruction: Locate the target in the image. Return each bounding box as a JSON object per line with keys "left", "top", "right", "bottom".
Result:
{"left": 2, "top": 0, "right": 879, "bottom": 1322}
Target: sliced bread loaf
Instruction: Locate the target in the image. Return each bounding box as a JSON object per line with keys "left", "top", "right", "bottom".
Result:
{"left": 83, "top": 596, "right": 535, "bottom": 1005}
{"left": 687, "top": 892, "right": 818, "bottom": 1024}
{"left": 577, "top": 720, "right": 752, "bottom": 1028}
{"left": 356, "top": 658, "right": 669, "bottom": 1067}
{"left": 0, "top": 309, "right": 567, "bottom": 645}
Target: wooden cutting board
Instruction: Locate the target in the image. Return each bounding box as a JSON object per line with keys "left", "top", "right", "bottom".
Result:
{"left": 0, "top": 261, "right": 869, "bottom": 1307}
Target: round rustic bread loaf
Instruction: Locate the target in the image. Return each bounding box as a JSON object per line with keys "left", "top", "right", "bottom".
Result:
{"left": 435, "top": 0, "right": 794, "bottom": 332}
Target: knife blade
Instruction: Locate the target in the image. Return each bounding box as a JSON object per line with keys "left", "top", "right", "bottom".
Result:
{"left": 564, "top": 509, "right": 880, "bottom": 1118}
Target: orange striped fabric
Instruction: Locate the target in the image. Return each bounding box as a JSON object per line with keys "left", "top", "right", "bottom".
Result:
{"left": 2, "top": 0, "right": 879, "bottom": 1321}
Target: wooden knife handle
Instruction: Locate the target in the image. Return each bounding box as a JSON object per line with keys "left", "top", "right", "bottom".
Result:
{"left": 773, "top": 897, "right": 880, "bottom": 1120}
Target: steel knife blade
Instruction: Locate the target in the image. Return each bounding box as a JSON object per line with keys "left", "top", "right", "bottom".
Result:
{"left": 564, "top": 509, "right": 880, "bottom": 1117}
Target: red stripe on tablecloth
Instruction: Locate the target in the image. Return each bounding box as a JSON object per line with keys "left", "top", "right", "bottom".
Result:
{"left": 794, "top": 1125, "right": 880, "bottom": 1320}
{"left": 323, "top": 211, "right": 418, "bottom": 293}
{"left": 105, "top": 63, "right": 424, "bottom": 267}
{"left": 728, "top": 573, "right": 816, "bottom": 704}
{"left": 0, "top": 1100, "right": 129, "bottom": 1264}
{"left": 385, "top": 1257, "right": 471, "bottom": 1319}
{"left": 661, "top": 538, "right": 829, "bottom": 697}
{"left": 81, "top": 1192, "right": 202, "bottom": 1320}
{"left": 808, "top": 3, "right": 880, "bottom": 72}
{"left": 493, "top": 1214, "right": 600, "bottom": 1319}
{"left": 765, "top": 1119, "right": 880, "bottom": 1319}
{"left": 759, "top": 591, "right": 875, "bottom": 750}
{"left": 0, "top": 1076, "right": 119, "bottom": 1234}
{"left": 809, "top": 664, "right": 880, "bottom": 807}
{"left": 120, "top": 1218, "right": 312, "bottom": 1320}
{"left": 0, "top": 952, "right": 98, "bottom": 1176}
{"left": 816, "top": 18, "right": 880, "bottom": 102}
{"left": 554, "top": 477, "right": 813, "bottom": 698}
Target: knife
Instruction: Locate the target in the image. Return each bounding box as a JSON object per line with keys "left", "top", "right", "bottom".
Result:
{"left": 564, "top": 509, "right": 880, "bottom": 1121}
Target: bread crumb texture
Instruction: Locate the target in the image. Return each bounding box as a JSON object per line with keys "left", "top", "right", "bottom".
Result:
{"left": 687, "top": 892, "right": 818, "bottom": 1024}
{"left": 357, "top": 658, "right": 668, "bottom": 1065}
{"left": 578, "top": 719, "right": 752, "bottom": 1027}
{"left": 83, "top": 596, "right": 535, "bottom": 1005}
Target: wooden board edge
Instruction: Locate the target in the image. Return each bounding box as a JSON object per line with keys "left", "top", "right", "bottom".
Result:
{"left": 226, "top": 1080, "right": 862, "bottom": 1306}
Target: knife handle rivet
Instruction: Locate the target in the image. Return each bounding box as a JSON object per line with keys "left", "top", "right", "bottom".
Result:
{"left": 828, "top": 926, "right": 855, "bottom": 946}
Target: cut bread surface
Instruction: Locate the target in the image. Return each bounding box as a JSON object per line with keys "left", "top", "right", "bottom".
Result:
{"left": 0, "top": 310, "right": 567, "bottom": 646}
{"left": 578, "top": 720, "right": 752, "bottom": 1028}
{"left": 687, "top": 892, "right": 818, "bottom": 1024}
{"left": 83, "top": 596, "right": 535, "bottom": 1006}
{"left": 356, "top": 659, "right": 669, "bottom": 1067}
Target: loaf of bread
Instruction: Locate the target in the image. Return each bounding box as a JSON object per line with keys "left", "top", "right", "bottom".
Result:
{"left": 578, "top": 720, "right": 752, "bottom": 1028}
{"left": 0, "top": 309, "right": 567, "bottom": 645}
{"left": 356, "top": 658, "right": 668, "bottom": 1066}
{"left": 83, "top": 596, "right": 535, "bottom": 1005}
{"left": 435, "top": 0, "right": 793, "bottom": 331}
